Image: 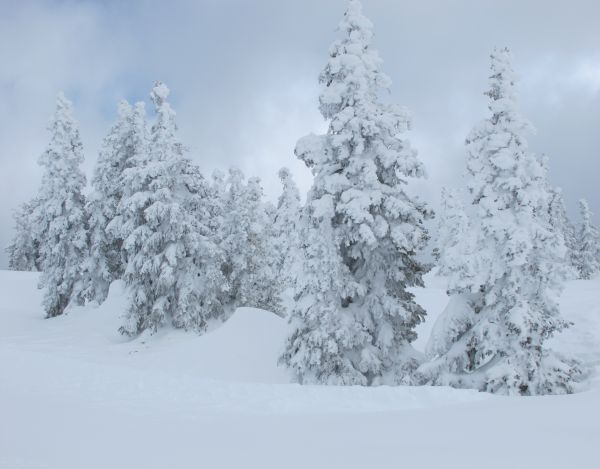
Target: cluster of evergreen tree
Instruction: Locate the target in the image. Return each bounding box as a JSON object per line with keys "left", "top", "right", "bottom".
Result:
{"left": 6, "top": 0, "right": 595, "bottom": 395}
{"left": 7, "top": 83, "right": 300, "bottom": 334}
{"left": 280, "top": 1, "right": 587, "bottom": 394}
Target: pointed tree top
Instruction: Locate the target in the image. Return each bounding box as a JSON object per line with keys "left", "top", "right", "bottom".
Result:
{"left": 117, "top": 99, "right": 132, "bottom": 119}
{"left": 53, "top": 92, "right": 75, "bottom": 122}
{"left": 132, "top": 100, "right": 146, "bottom": 115}
{"left": 491, "top": 46, "right": 512, "bottom": 65}
{"left": 278, "top": 166, "right": 292, "bottom": 181}
{"left": 340, "top": 0, "right": 373, "bottom": 40}
{"left": 277, "top": 167, "right": 301, "bottom": 210}
{"left": 56, "top": 91, "right": 69, "bottom": 105}
{"left": 486, "top": 46, "right": 517, "bottom": 102}
{"left": 579, "top": 198, "right": 592, "bottom": 215}
{"left": 151, "top": 81, "right": 170, "bottom": 106}
{"left": 228, "top": 166, "right": 245, "bottom": 182}
{"left": 43, "top": 91, "right": 83, "bottom": 167}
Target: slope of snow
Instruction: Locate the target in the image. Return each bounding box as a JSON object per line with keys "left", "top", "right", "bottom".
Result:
{"left": 1, "top": 270, "right": 599, "bottom": 468}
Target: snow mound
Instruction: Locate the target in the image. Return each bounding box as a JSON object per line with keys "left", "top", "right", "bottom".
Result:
{"left": 136, "top": 306, "right": 291, "bottom": 384}
{"left": 0, "top": 273, "right": 291, "bottom": 384}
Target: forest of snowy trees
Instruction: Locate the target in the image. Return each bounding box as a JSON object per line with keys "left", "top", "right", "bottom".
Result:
{"left": 5, "top": 0, "right": 599, "bottom": 396}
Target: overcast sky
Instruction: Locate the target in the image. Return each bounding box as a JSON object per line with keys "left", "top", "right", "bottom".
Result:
{"left": 1, "top": 0, "right": 599, "bottom": 267}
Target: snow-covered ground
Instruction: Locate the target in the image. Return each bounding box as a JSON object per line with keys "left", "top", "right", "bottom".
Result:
{"left": 1, "top": 270, "right": 599, "bottom": 468}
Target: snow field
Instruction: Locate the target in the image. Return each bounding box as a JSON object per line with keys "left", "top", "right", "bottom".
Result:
{"left": 1, "top": 270, "right": 599, "bottom": 468}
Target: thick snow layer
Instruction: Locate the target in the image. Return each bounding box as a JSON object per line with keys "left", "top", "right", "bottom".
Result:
{"left": 1, "top": 270, "right": 599, "bottom": 468}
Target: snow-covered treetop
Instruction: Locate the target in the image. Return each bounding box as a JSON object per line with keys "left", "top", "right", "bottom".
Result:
{"left": 150, "top": 81, "right": 183, "bottom": 163}
{"left": 276, "top": 167, "right": 301, "bottom": 211}
{"left": 41, "top": 92, "right": 84, "bottom": 166}
{"left": 278, "top": 166, "right": 294, "bottom": 185}
{"left": 579, "top": 199, "right": 594, "bottom": 225}
{"left": 466, "top": 47, "right": 540, "bottom": 211}
{"left": 117, "top": 99, "right": 132, "bottom": 121}
{"left": 90, "top": 100, "right": 131, "bottom": 192}
{"left": 319, "top": 0, "right": 393, "bottom": 121}
{"left": 38, "top": 92, "right": 86, "bottom": 194}
{"left": 486, "top": 48, "right": 515, "bottom": 105}
{"left": 483, "top": 47, "right": 534, "bottom": 141}
{"left": 340, "top": 0, "right": 373, "bottom": 39}
{"left": 298, "top": 0, "right": 424, "bottom": 184}
{"left": 296, "top": 0, "right": 430, "bottom": 270}
{"left": 151, "top": 81, "right": 171, "bottom": 103}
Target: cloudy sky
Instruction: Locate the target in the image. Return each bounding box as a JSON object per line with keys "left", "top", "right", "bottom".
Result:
{"left": 1, "top": 0, "right": 599, "bottom": 267}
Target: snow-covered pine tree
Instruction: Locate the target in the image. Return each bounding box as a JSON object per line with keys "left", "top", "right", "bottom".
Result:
{"left": 281, "top": 0, "right": 431, "bottom": 385}
{"left": 272, "top": 167, "right": 302, "bottom": 292}
{"left": 6, "top": 200, "right": 42, "bottom": 271}
{"left": 219, "top": 168, "right": 282, "bottom": 313}
{"left": 534, "top": 154, "right": 578, "bottom": 277}
{"left": 208, "top": 170, "right": 227, "bottom": 237}
{"left": 219, "top": 167, "right": 248, "bottom": 310}
{"left": 106, "top": 102, "right": 149, "bottom": 262}
{"left": 434, "top": 187, "right": 470, "bottom": 278}
{"left": 36, "top": 92, "right": 89, "bottom": 318}
{"left": 575, "top": 198, "right": 600, "bottom": 279}
{"left": 180, "top": 160, "right": 229, "bottom": 325}
{"left": 81, "top": 101, "right": 144, "bottom": 304}
{"left": 240, "top": 176, "right": 281, "bottom": 312}
{"left": 280, "top": 193, "right": 366, "bottom": 384}
{"left": 114, "top": 82, "right": 225, "bottom": 335}
{"left": 547, "top": 187, "right": 577, "bottom": 276}
{"left": 418, "top": 48, "right": 580, "bottom": 395}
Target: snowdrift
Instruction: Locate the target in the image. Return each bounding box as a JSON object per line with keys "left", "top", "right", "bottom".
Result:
{"left": 0, "top": 270, "right": 290, "bottom": 384}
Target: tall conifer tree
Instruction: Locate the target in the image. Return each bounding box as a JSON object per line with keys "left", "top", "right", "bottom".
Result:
{"left": 282, "top": 0, "right": 431, "bottom": 385}
{"left": 36, "top": 93, "right": 88, "bottom": 318}
{"left": 575, "top": 198, "right": 600, "bottom": 279}
{"left": 81, "top": 101, "right": 145, "bottom": 304}
{"left": 418, "top": 49, "right": 580, "bottom": 395}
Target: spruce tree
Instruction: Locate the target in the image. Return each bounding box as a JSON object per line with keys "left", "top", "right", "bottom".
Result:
{"left": 281, "top": 0, "right": 431, "bottom": 385}
{"left": 418, "top": 48, "right": 580, "bottom": 395}
{"left": 219, "top": 168, "right": 282, "bottom": 313}
{"left": 114, "top": 82, "right": 224, "bottom": 335}
{"left": 81, "top": 101, "right": 143, "bottom": 304}
{"left": 6, "top": 200, "right": 42, "bottom": 271}
{"left": 273, "top": 167, "right": 302, "bottom": 293}
{"left": 240, "top": 176, "right": 281, "bottom": 311}
{"left": 575, "top": 198, "right": 600, "bottom": 279}
{"left": 106, "top": 102, "right": 150, "bottom": 257}
{"left": 36, "top": 93, "right": 89, "bottom": 318}
{"left": 547, "top": 187, "right": 577, "bottom": 276}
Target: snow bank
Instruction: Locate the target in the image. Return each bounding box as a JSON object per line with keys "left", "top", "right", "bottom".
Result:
{"left": 0, "top": 272, "right": 290, "bottom": 384}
